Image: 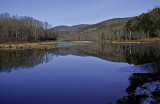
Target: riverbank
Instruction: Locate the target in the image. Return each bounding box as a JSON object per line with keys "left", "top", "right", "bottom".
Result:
{"left": 0, "top": 41, "right": 91, "bottom": 50}
{"left": 112, "top": 38, "right": 160, "bottom": 44}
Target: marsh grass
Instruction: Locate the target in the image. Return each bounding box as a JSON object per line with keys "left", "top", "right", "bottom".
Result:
{"left": 0, "top": 41, "right": 91, "bottom": 50}
{"left": 112, "top": 38, "right": 160, "bottom": 45}
{"left": 0, "top": 43, "right": 56, "bottom": 50}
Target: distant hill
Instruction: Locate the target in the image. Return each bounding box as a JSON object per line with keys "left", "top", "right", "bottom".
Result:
{"left": 55, "top": 24, "right": 89, "bottom": 32}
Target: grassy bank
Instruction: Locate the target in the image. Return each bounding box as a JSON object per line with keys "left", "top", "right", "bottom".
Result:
{"left": 3, "top": 38, "right": 159, "bottom": 50}
{"left": 112, "top": 38, "right": 160, "bottom": 44}
{"left": 0, "top": 41, "right": 91, "bottom": 50}
{"left": 0, "top": 43, "right": 57, "bottom": 50}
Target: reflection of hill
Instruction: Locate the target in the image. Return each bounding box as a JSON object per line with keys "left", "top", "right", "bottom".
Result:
{"left": 54, "top": 43, "right": 126, "bottom": 62}
{"left": 1, "top": 43, "right": 160, "bottom": 73}
{"left": 78, "top": 43, "right": 160, "bottom": 65}
{"left": 56, "top": 47, "right": 87, "bottom": 56}
{"left": 59, "top": 43, "right": 160, "bottom": 65}
{"left": 78, "top": 43, "right": 126, "bottom": 62}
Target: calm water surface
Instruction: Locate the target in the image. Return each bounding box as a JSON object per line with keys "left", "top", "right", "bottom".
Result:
{"left": 0, "top": 43, "right": 159, "bottom": 104}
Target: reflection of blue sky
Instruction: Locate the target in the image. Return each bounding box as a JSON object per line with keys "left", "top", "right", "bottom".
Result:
{"left": 0, "top": 0, "right": 159, "bottom": 26}
{"left": 52, "top": 42, "right": 94, "bottom": 47}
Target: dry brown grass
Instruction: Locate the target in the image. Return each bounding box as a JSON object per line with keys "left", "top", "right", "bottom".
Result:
{"left": 70, "top": 41, "right": 91, "bottom": 44}
{"left": 112, "top": 38, "right": 160, "bottom": 45}
{"left": 0, "top": 41, "right": 92, "bottom": 50}
{"left": 0, "top": 43, "right": 57, "bottom": 50}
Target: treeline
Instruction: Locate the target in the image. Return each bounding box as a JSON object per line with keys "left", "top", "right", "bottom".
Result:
{"left": 0, "top": 13, "right": 58, "bottom": 43}
{"left": 59, "top": 7, "right": 160, "bottom": 41}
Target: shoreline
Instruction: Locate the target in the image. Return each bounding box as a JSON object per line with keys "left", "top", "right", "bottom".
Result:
{"left": 1, "top": 38, "right": 160, "bottom": 50}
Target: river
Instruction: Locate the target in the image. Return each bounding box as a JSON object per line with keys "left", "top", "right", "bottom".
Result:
{"left": 0, "top": 42, "right": 159, "bottom": 104}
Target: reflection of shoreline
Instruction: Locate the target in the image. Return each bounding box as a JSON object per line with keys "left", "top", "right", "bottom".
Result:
{"left": 1, "top": 43, "right": 160, "bottom": 73}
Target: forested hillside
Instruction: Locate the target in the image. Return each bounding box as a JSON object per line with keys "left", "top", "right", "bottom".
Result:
{"left": 59, "top": 7, "right": 160, "bottom": 41}
{"left": 0, "top": 13, "right": 58, "bottom": 43}
{"left": 59, "top": 18, "right": 132, "bottom": 41}
{"left": 124, "top": 7, "right": 160, "bottom": 40}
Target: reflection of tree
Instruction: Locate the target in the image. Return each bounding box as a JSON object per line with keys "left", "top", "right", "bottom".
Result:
{"left": 123, "top": 45, "right": 160, "bottom": 65}
{"left": 77, "top": 43, "right": 160, "bottom": 65}
{"left": 0, "top": 49, "right": 59, "bottom": 73}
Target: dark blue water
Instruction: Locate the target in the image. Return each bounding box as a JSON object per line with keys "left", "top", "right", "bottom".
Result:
{"left": 0, "top": 43, "right": 159, "bottom": 104}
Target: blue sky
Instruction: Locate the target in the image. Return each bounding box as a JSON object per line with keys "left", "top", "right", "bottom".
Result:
{"left": 0, "top": 0, "right": 159, "bottom": 27}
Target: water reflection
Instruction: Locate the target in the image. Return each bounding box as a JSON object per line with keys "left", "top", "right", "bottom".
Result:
{"left": 0, "top": 42, "right": 160, "bottom": 103}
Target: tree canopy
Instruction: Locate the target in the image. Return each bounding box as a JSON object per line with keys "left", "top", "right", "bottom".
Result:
{"left": 124, "top": 7, "right": 160, "bottom": 40}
